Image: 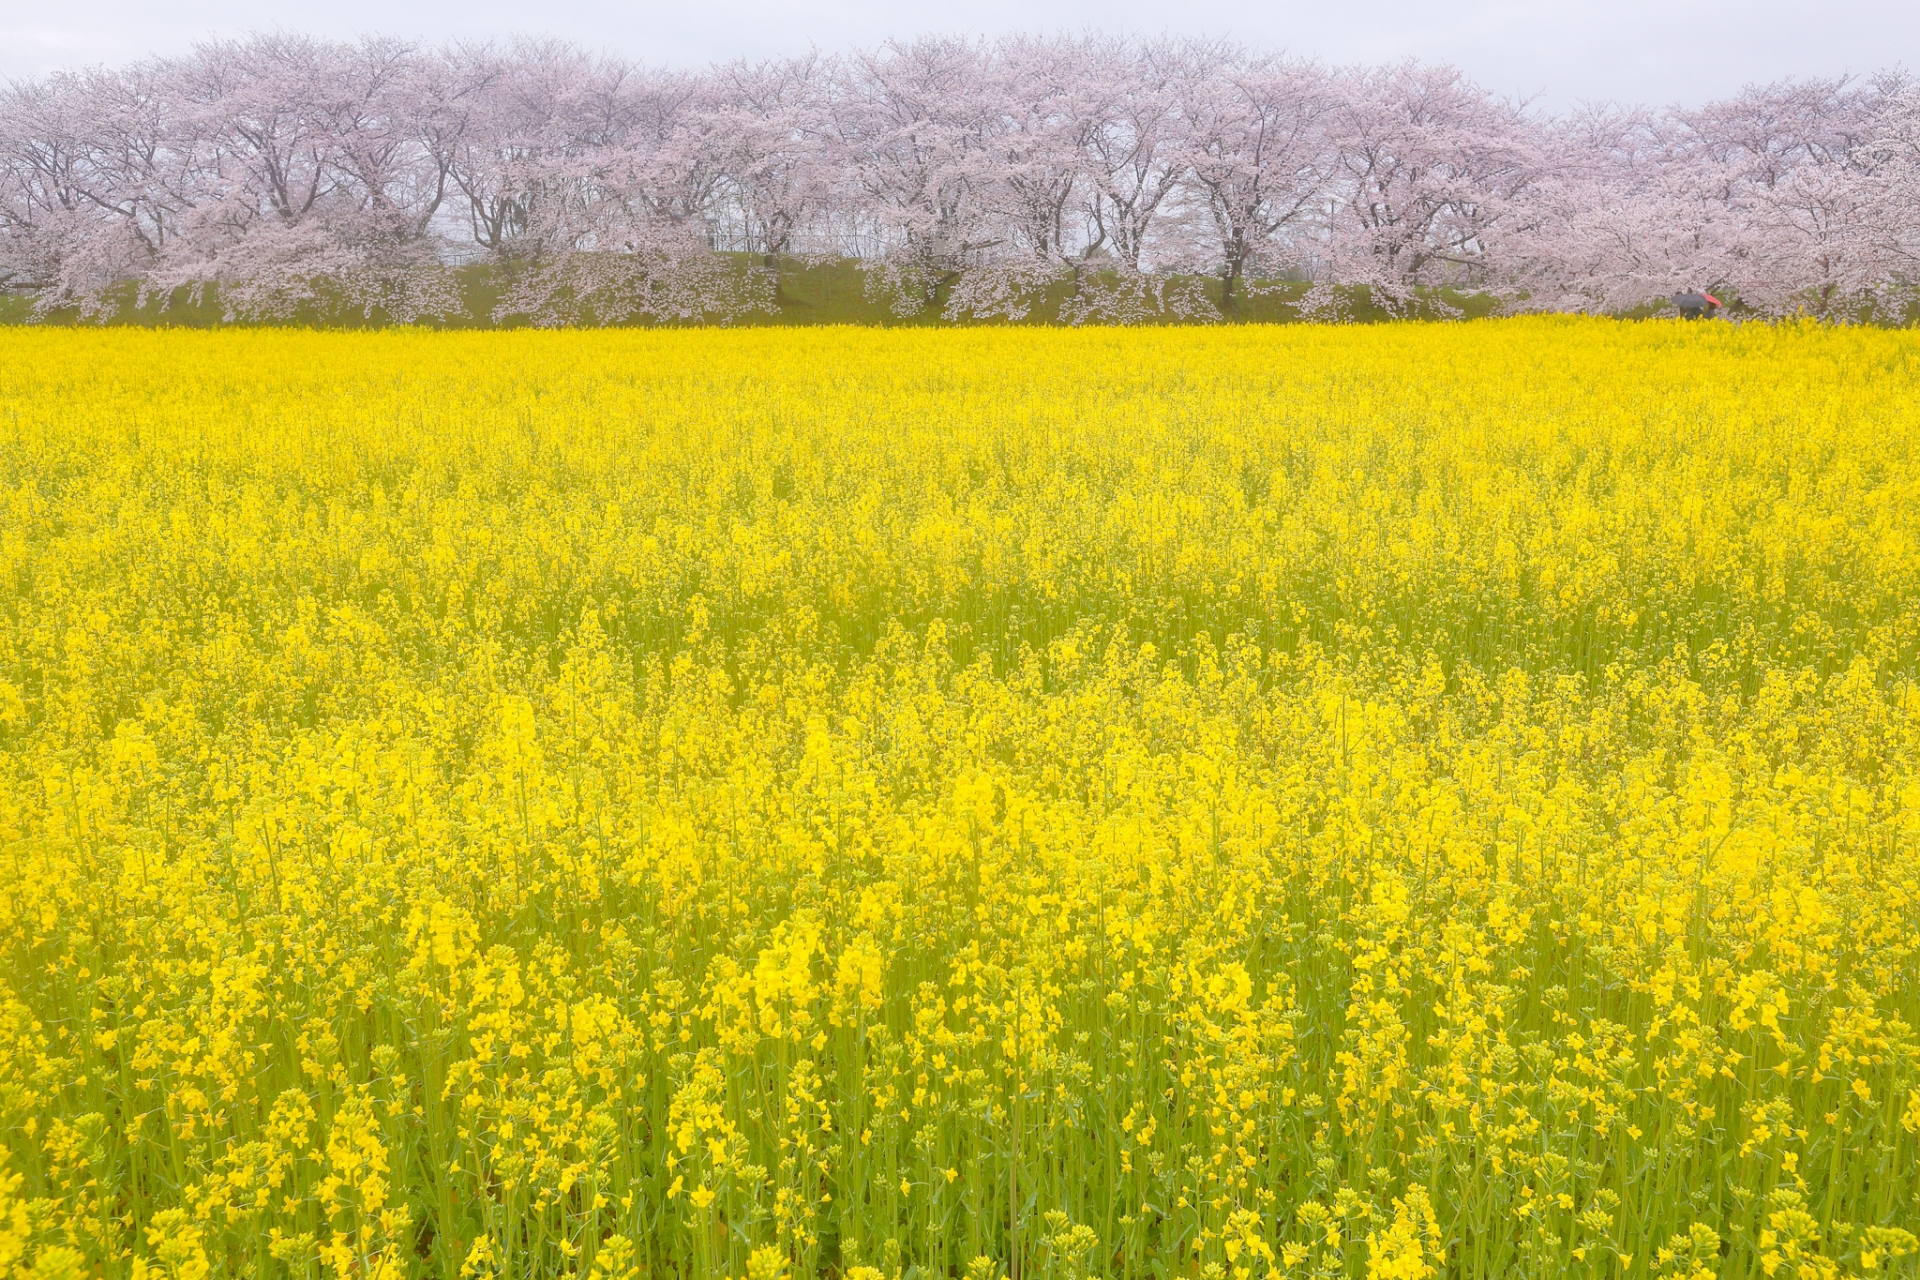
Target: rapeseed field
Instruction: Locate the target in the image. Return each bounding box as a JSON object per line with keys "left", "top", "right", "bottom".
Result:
{"left": 1, "top": 321, "right": 1917, "bottom": 1280}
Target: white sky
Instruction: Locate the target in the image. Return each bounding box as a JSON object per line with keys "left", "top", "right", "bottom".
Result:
{"left": 1, "top": 0, "right": 1912, "bottom": 109}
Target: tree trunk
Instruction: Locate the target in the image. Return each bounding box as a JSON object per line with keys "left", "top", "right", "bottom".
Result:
{"left": 763, "top": 251, "right": 797, "bottom": 308}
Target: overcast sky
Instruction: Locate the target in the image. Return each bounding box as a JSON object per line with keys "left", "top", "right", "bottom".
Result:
{"left": 1, "top": 0, "right": 1912, "bottom": 109}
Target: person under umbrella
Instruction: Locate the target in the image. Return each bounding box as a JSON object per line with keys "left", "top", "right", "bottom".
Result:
{"left": 1672, "top": 289, "right": 1723, "bottom": 319}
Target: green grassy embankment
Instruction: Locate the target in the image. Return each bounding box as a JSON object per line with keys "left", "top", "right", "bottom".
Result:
{"left": 1, "top": 257, "right": 1505, "bottom": 328}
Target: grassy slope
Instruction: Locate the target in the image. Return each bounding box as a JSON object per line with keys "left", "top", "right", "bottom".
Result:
{"left": 1, "top": 256, "right": 1509, "bottom": 328}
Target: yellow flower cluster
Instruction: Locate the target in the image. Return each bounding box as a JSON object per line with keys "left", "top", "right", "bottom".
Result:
{"left": 1, "top": 320, "right": 1917, "bottom": 1280}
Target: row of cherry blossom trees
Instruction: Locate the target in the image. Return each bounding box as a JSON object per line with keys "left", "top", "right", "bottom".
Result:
{"left": 4, "top": 33, "right": 1917, "bottom": 323}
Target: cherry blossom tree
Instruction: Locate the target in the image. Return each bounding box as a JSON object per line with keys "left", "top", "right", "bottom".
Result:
{"left": 1506, "top": 104, "right": 1731, "bottom": 313}
{"left": 1687, "top": 74, "right": 1916, "bottom": 317}
{"left": 1308, "top": 61, "right": 1539, "bottom": 316}
{"left": 1033, "top": 37, "right": 1206, "bottom": 323}
{"left": 929, "top": 39, "right": 1072, "bottom": 319}
{"left": 5, "top": 33, "right": 1918, "bottom": 325}
{"left": 1076, "top": 37, "right": 1183, "bottom": 273}
{"left": 131, "top": 36, "right": 465, "bottom": 321}
{"left": 828, "top": 37, "right": 1003, "bottom": 316}
{"left": 1169, "top": 42, "right": 1336, "bottom": 312}
{"left": 492, "top": 65, "right": 743, "bottom": 325}
{"left": 0, "top": 62, "right": 188, "bottom": 316}
{"left": 1861, "top": 78, "right": 1920, "bottom": 311}
{"left": 0, "top": 72, "right": 122, "bottom": 312}
{"left": 706, "top": 52, "right": 836, "bottom": 299}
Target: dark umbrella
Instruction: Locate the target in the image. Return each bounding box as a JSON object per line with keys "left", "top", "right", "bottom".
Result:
{"left": 1672, "top": 290, "right": 1723, "bottom": 319}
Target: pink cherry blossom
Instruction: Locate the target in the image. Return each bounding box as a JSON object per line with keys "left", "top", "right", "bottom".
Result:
{"left": 4, "top": 35, "right": 1915, "bottom": 323}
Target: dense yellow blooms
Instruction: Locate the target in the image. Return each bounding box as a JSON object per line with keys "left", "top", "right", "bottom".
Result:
{"left": 1, "top": 320, "right": 1918, "bottom": 1280}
